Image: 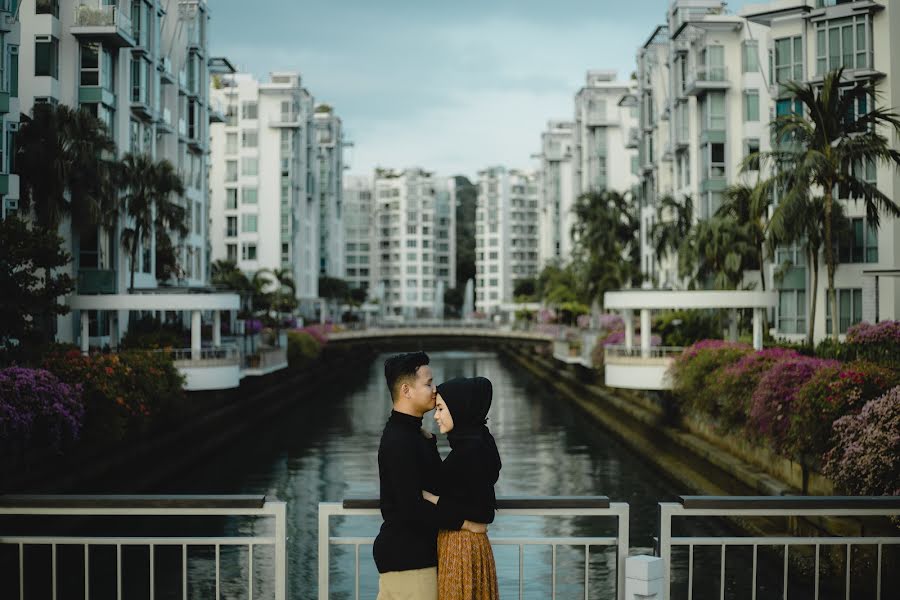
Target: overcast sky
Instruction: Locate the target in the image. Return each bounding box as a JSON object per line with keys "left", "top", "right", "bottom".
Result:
{"left": 210, "top": 0, "right": 753, "bottom": 179}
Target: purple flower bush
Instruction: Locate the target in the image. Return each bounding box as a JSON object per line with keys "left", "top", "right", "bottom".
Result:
{"left": 748, "top": 356, "right": 839, "bottom": 452}
{"left": 0, "top": 367, "right": 84, "bottom": 456}
{"left": 670, "top": 340, "right": 752, "bottom": 417}
{"left": 846, "top": 320, "right": 900, "bottom": 345}
{"left": 713, "top": 348, "right": 801, "bottom": 430}
{"left": 601, "top": 330, "right": 662, "bottom": 347}
{"left": 823, "top": 385, "right": 900, "bottom": 497}
{"left": 597, "top": 314, "right": 624, "bottom": 332}
{"left": 243, "top": 319, "right": 263, "bottom": 335}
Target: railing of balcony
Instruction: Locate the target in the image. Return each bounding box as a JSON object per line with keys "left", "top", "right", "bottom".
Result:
{"left": 157, "top": 345, "right": 240, "bottom": 366}
{"left": 319, "top": 496, "right": 628, "bottom": 600}
{"left": 689, "top": 65, "right": 728, "bottom": 84}
{"left": 74, "top": 1, "right": 132, "bottom": 32}
{"left": 0, "top": 494, "right": 287, "bottom": 600}
{"left": 657, "top": 496, "right": 900, "bottom": 600}
{"left": 604, "top": 344, "right": 685, "bottom": 359}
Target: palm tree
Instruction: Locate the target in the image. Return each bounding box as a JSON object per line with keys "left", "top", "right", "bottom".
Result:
{"left": 686, "top": 217, "right": 754, "bottom": 290}
{"left": 16, "top": 104, "right": 116, "bottom": 232}
{"left": 716, "top": 184, "right": 770, "bottom": 290}
{"left": 651, "top": 195, "right": 694, "bottom": 286}
{"left": 260, "top": 268, "right": 298, "bottom": 321}
{"left": 118, "top": 153, "right": 186, "bottom": 292}
{"left": 755, "top": 68, "right": 900, "bottom": 339}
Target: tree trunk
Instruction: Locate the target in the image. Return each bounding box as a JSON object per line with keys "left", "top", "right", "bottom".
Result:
{"left": 823, "top": 186, "right": 839, "bottom": 341}
{"left": 129, "top": 226, "right": 139, "bottom": 293}
{"left": 758, "top": 246, "right": 766, "bottom": 291}
{"left": 808, "top": 250, "right": 819, "bottom": 348}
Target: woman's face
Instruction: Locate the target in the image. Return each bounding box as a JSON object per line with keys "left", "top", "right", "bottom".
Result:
{"left": 433, "top": 393, "right": 454, "bottom": 434}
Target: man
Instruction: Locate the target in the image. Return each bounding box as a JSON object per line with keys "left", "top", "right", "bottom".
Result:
{"left": 374, "top": 352, "right": 486, "bottom": 600}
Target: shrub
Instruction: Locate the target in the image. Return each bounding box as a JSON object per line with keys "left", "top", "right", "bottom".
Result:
{"left": 287, "top": 331, "right": 321, "bottom": 371}
{"left": 816, "top": 321, "right": 900, "bottom": 368}
{"left": 748, "top": 356, "right": 839, "bottom": 452}
{"left": 670, "top": 340, "right": 752, "bottom": 417}
{"left": 823, "top": 386, "right": 900, "bottom": 496}
{"left": 713, "top": 347, "right": 801, "bottom": 431}
{"left": 653, "top": 310, "right": 722, "bottom": 347}
{"left": 42, "top": 349, "right": 184, "bottom": 442}
{"left": 0, "top": 367, "right": 83, "bottom": 457}
{"left": 120, "top": 316, "right": 185, "bottom": 349}
{"left": 787, "top": 361, "right": 899, "bottom": 464}
{"left": 597, "top": 313, "right": 624, "bottom": 332}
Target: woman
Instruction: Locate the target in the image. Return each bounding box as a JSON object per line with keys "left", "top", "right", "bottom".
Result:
{"left": 422, "top": 376, "right": 501, "bottom": 599}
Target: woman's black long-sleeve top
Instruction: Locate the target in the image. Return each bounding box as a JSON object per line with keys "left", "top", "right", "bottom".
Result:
{"left": 434, "top": 432, "right": 501, "bottom": 529}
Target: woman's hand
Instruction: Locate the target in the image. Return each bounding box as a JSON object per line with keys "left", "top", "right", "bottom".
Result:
{"left": 462, "top": 520, "right": 488, "bottom": 534}
{"left": 421, "top": 490, "right": 439, "bottom": 504}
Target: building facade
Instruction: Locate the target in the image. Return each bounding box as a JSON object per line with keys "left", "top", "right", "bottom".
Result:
{"left": 372, "top": 168, "right": 455, "bottom": 318}
{"left": 475, "top": 167, "right": 540, "bottom": 314}
{"left": 744, "top": 0, "right": 900, "bottom": 341}
{"left": 314, "top": 105, "right": 344, "bottom": 279}
{"left": 342, "top": 174, "right": 374, "bottom": 292}
{"left": 19, "top": 0, "right": 218, "bottom": 345}
{"left": 536, "top": 120, "right": 576, "bottom": 267}
{"left": 209, "top": 71, "right": 319, "bottom": 303}
{"left": 0, "top": 0, "right": 20, "bottom": 221}
{"left": 573, "top": 70, "right": 639, "bottom": 198}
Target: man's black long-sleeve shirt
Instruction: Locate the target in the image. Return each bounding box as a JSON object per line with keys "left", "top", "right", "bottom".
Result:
{"left": 373, "top": 411, "right": 464, "bottom": 574}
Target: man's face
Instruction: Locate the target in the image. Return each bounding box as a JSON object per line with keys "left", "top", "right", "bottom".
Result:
{"left": 407, "top": 365, "right": 436, "bottom": 415}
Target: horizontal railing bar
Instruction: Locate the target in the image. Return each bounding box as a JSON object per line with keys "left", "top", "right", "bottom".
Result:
{"left": 0, "top": 495, "right": 267, "bottom": 510}
{"left": 679, "top": 496, "right": 900, "bottom": 510}
{"left": 671, "top": 536, "right": 900, "bottom": 546}
{"left": 330, "top": 537, "right": 618, "bottom": 546}
{"left": 0, "top": 537, "right": 277, "bottom": 546}
{"left": 342, "top": 496, "right": 610, "bottom": 510}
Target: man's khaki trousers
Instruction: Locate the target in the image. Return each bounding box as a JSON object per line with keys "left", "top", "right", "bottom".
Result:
{"left": 377, "top": 566, "right": 438, "bottom": 600}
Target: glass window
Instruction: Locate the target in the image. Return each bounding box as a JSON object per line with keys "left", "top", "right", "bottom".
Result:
{"left": 241, "top": 157, "right": 258, "bottom": 176}
{"left": 242, "top": 187, "right": 257, "bottom": 204}
{"left": 225, "top": 133, "right": 238, "bottom": 154}
{"left": 743, "top": 90, "right": 760, "bottom": 122}
{"left": 742, "top": 40, "right": 759, "bottom": 73}
{"left": 778, "top": 289, "right": 807, "bottom": 335}
{"left": 226, "top": 243, "right": 237, "bottom": 262}
{"left": 816, "top": 16, "right": 871, "bottom": 74}
{"left": 774, "top": 36, "right": 802, "bottom": 85}
{"left": 242, "top": 130, "right": 258, "bottom": 148}
{"left": 241, "top": 101, "right": 257, "bottom": 119}
{"left": 826, "top": 288, "right": 863, "bottom": 334}
{"left": 242, "top": 243, "right": 257, "bottom": 261}
{"left": 80, "top": 43, "right": 99, "bottom": 85}
{"left": 226, "top": 188, "right": 238, "bottom": 209}
{"left": 225, "top": 160, "right": 238, "bottom": 182}
{"left": 226, "top": 216, "right": 237, "bottom": 237}
{"left": 865, "top": 222, "right": 878, "bottom": 263}
{"left": 745, "top": 138, "right": 760, "bottom": 171}
{"left": 36, "top": 0, "right": 59, "bottom": 17}
{"left": 241, "top": 214, "right": 258, "bottom": 233}
{"left": 34, "top": 36, "right": 59, "bottom": 78}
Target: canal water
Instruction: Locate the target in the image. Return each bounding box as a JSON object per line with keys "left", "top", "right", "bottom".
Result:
{"left": 157, "top": 350, "right": 753, "bottom": 600}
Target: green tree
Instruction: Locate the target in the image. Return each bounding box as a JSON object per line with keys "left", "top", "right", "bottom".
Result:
{"left": 0, "top": 217, "right": 75, "bottom": 363}
{"left": 16, "top": 104, "right": 117, "bottom": 233}
{"left": 318, "top": 276, "right": 351, "bottom": 302}
{"left": 570, "top": 191, "right": 641, "bottom": 305}
{"left": 261, "top": 268, "right": 298, "bottom": 317}
{"left": 716, "top": 184, "right": 770, "bottom": 290}
{"left": 453, "top": 176, "right": 477, "bottom": 289}
{"left": 755, "top": 68, "right": 900, "bottom": 340}
{"left": 684, "top": 217, "right": 754, "bottom": 290}
{"left": 651, "top": 194, "right": 694, "bottom": 283}
{"left": 537, "top": 262, "right": 584, "bottom": 305}
{"left": 118, "top": 153, "right": 186, "bottom": 292}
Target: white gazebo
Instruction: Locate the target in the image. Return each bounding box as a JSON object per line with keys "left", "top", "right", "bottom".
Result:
{"left": 69, "top": 293, "right": 242, "bottom": 391}
{"left": 602, "top": 290, "right": 778, "bottom": 390}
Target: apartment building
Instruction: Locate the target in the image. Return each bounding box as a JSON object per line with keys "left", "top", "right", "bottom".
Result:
{"left": 0, "top": 0, "right": 19, "bottom": 221}
{"left": 536, "top": 120, "right": 576, "bottom": 266}
{"left": 342, "top": 174, "right": 374, "bottom": 292}
{"left": 19, "top": 0, "right": 218, "bottom": 345}
{"left": 573, "top": 70, "right": 640, "bottom": 198}
{"left": 209, "top": 71, "right": 319, "bottom": 303}
{"left": 475, "top": 167, "right": 540, "bottom": 315}
{"left": 743, "top": 0, "right": 900, "bottom": 341}
{"left": 372, "top": 168, "right": 455, "bottom": 318}
{"left": 636, "top": 0, "right": 774, "bottom": 289}
{"left": 314, "top": 105, "right": 344, "bottom": 279}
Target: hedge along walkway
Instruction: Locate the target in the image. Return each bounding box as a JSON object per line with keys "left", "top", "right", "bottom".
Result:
{"left": 500, "top": 345, "right": 867, "bottom": 538}
{"left": 5, "top": 344, "right": 375, "bottom": 494}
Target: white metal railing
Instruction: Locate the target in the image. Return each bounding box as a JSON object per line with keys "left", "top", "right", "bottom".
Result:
{"left": 604, "top": 344, "right": 685, "bottom": 359}
{"left": 688, "top": 65, "right": 728, "bottom": 85}
{"left": 657, "top": 496, "right": 900, "bottom": 600}
{"left": 74, "top": 2, "right": 132, "bottom": 32}
{"left": 0, "top": 494, "right": 287, "bottom": 600}
{"left": 318, "top": 496, "right": 629, "bottom": 600}
{"left": 160, "top": 345, "right": 240, "bottom": 366}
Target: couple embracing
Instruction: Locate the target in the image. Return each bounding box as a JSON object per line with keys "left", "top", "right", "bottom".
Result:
{"left": 374, "top": 352, "right": 501, "bottom": 600}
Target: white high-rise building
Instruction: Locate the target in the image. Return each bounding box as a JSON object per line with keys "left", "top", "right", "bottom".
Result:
{"left": 0, "top": 1, "right": 20, "bottom": 221}
{"left": 373, "top": 168, "right": 455, "bottom": 318}
{"left": 573, "top": 70, "right": 640, "bottom": 197}
{"left": 20, "top": 0, "right": 220, "bottom": 345}
{"left": 536, "top": 120, "right": 576, "bottom": 266}
{"left": 314, "top": 105, "right": 344, "bottom": 278}
{"left": 342, "top": 174, "right": 374, "bottom": 292}
{"left": 743, "top": 0, "right": 900, "bottom": 341}
{"left": 209, "top": 71, "right": 319, "bottom": 303}
{"left": 475, "top": 167, "right": 540, "bottom": 315}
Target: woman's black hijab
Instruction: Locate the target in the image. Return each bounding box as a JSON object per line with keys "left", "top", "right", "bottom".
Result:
{"left": 437, "top": 376, "right": 502, "bottom": 481}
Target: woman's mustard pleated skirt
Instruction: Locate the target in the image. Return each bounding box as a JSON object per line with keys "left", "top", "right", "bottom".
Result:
{"left": 437, "top": 529, "right": 499, "bottom": 600}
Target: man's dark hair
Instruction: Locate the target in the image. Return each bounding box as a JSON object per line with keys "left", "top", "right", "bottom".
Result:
{"left": 384, "top": 352, "right": 430, "bottom": 401}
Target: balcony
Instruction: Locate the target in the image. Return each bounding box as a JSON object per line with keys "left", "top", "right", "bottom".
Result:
{"left": 169, "top": 345, "right": 242, "bottom": 391}
{"left": 158, "top": 56, "right": 175, "bottom": 84}
{"left": 208, "top": 97, "right": 226, "bottom": 123}
{"left": 584, "top": 109, "right": 613, "bottom": 127}
{"left": 625, "top": 127, "right": 640, "bottom": 149}
{"left": 269, "top": 111, "right": 301, "bottom": 127}
{"left": 77, "top": 269, "right": 117, "bottom": 294}
{"left": 685, "top": 65, "right": 730, "bottom": 96}
{"left": 71, "top": 1, "right": 136, "bottom": 48}
{"left": 157, "top": 107, "right": 174, "bottom": 134}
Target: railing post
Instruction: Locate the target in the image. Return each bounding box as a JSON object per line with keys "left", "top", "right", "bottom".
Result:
{"left": 272, "top": 501, "right": 287, "bottom": 600}
{"left": 625, "top": 555, "right": 665, "bottom": 600}
{"left": 318, "top": 503, "right": 334, "bottom": 600}
{"left": 657, "top": 503, "right": 677, "bottom": 600}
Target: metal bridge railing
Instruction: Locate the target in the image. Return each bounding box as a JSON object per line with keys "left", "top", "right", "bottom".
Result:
{"left": 0, "top": 495, "right": 287, "bottom": 600}
{"left": 657, "top": 496, "right": 900, "bottom": 600}
{"left": 318, "top": 496, "right": 629, "bottom": 600}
